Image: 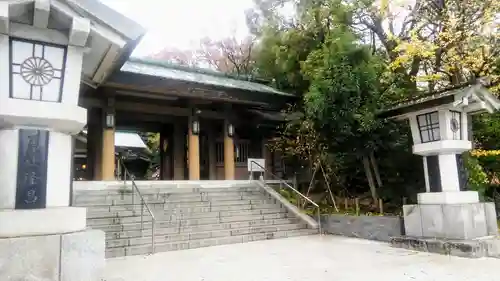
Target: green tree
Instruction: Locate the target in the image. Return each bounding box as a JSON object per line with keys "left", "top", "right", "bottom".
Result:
{"left": 251, "top": 0, "right": 424, "bottom": 204}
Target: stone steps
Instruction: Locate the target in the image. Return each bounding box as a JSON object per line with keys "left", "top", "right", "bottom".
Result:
{"left": 106, "top": 223, "right": 306, "bottom": 248}
{"left": 86, "top": 201, "right": 281, "bottom": 218}
{"left": 75, "top": 193, "right": 266, "bottom": 206}
{"left": 74, "top": 183, "right": 318, "bottom": 258}
{"left": 85, "top": 198, "right": 277, "bottom": 213}
{"left": 75, "top": 185, "right": 259, "bottom": 197}
{"left": 104, "top": 218, "right": 302, "bottom": 239}
{"left": 74, "top": 187, "right": 261, "bottom": 200}
{"left": 87, "top": 208, "right": 288, "bottom": 226}
{"left": 87, "top": 209, "right": 289, "bottom": 229}
{"left": 106, "top": 228, "right": 318, "bottom": 258}
{"left": 92, "top": 212, "right": 294, "bottom": 232}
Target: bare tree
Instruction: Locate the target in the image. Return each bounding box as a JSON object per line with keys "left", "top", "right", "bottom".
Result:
{"left": 148, "top": 35, "right": 257, "bottom": 76}
{"left": 197, "top": 36, "right": 256, "bottom": 76}
{"left": 148, "top": 47, "right": 200, "bottom": 67}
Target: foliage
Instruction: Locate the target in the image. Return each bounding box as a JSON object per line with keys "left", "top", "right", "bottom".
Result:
{"left": 464, "top": 153, "right": 489, "bottom": 199}
{"left": 388, "top": 0, "right": 500, "bottom": 89}
{"left": 138, "top": 132, "right": 160, "bottom": 177}
{"left": 301, "top": 27, "right": 385, "bottom": 156}
{"left": 250, "top": 0, "right": 426, "bottom": 204}
{"left": 254, "top": 26, "right": 316, "bottom": 93}
{"left": 470, "top": 149, "right": 500, "bottom": 188}
{"left": 268, "top": 105, "right": 327, "bottom": 172}
{"left": 472, "top": 113, "right": 500, "bottom": 150}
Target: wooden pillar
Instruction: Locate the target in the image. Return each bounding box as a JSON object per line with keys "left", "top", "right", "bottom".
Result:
{"left": 207, "top": 123, "right": 217, "bottom": 180}
{"left": 188, "top": 116, "right": 200, "bottom": 180}
{"left": 101, "top": 98, "right": 115, "bottom": 180}
{"left": 173, "top": 121, "right": 185, "bottom": 180}
{"left": 224, "top": 120, "right": 235, "bottom": 180}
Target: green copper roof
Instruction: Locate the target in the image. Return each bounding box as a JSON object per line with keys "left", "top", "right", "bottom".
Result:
{"left": 121, "top": 58, "right": 294, "bottom": 97}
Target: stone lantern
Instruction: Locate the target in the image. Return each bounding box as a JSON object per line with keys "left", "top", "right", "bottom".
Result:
{"left": 380, "top": 81, "right": 500, "bottom": 255}
{"left": 0, "top": 1, "right": 143, "bottom": 280}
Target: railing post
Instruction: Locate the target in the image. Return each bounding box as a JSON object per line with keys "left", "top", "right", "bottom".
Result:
{"left": 152, "top": 221, "right": 156, "bottom": 254}
{"left": 140, "top": 201, "right": 144, "bottom": 234}
{"left": 317, "top": 207, "right": 322, "bottom": 235}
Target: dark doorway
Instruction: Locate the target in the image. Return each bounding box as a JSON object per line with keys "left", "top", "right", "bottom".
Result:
{"left": 199, "top": 132, "right": 210, "bottom": 180}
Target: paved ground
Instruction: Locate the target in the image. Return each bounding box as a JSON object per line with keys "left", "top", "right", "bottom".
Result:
{"left": 104, "top": 235, "right": 500, "bottom": 281}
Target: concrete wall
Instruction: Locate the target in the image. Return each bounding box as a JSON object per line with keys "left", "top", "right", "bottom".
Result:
{"left": 321, "top": 214, "right": 404, "bottom": 242}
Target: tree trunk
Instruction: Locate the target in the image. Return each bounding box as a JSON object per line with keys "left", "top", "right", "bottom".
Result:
{"left": 320, "top": 162, "right": 338, "bottom": 212}
{"left": 363, "top": 155, "right": 378, "bottom": 201}
{"left": 369, "top": 151, "right": 382, "bottom": 188}
{"left": 302, "top": 164, "right": 318, "bottom": 209}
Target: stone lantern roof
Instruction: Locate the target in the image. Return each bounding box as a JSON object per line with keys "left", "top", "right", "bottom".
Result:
{"left": 378, "top": 79, "right": 500, "bottom": 118}
{"left": 1, "top": 0, "right": 146, "bottom": 87}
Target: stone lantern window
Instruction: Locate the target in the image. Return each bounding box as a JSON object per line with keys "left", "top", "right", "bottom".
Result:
{"left": 450, "top": 110, "right": 462, "bottom": 140}
{"left": 416, "top": 111, "right": 440, "bottom": 143}
{"left": 10, "top": 38, "right": 66, "bottom": 102}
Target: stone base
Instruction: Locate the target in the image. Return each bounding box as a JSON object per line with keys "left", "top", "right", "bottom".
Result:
{"left": 0, "top": 207, "right": 87, "bottom": 237}
{"left": 417, "top": 191, "right": 479, "bottom": 204}
{"left": 391, "top": 236, "right": 500, "bottom": 259}
{"left": 0, "top": 229, "right": 105, "bottom": 281}
{"left": 403, "top": 202, "right": 498, "bottom": 239}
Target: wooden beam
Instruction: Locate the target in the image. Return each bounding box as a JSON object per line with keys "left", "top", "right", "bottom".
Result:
{"left": 117, "top": 112, "right": 176, "bottom": 124}
{"left": 79, "top": 97, "right": 233, "bottom": 120}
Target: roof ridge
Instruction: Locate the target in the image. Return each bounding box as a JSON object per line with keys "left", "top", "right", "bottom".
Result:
{"left": 128, "top": 57, "right": 269, "bottom": 84}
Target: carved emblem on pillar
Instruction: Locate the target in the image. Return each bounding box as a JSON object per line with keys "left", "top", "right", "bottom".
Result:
{"left": 15, "top": 129, "right": 49, "bottom": 209}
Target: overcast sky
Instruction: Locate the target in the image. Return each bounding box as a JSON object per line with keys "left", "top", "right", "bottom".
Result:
{"left": 101, "top": 0, "right": 254, "bottom": 57}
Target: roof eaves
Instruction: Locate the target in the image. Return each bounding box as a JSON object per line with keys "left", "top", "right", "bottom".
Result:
{"left": 122, "top": 58, "right": 296, "bottom": 97}
{"left": 65, "top": 0, "right": 146, "bottom": 40}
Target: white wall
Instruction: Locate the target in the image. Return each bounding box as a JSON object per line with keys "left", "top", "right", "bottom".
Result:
{"left": 0, "top": 129, "right": 19, "bottom": 209}
{"left": 61, "top": 45, "right": 83, "bottom": 105}
{"left": 46, "top": 131, "right": 72, "bottom": 207}
{"left": 0, "top": 34, "right": 8, "bottom": 100}
{"left": 438, "top": 153, "right": 460, "bottom": 192}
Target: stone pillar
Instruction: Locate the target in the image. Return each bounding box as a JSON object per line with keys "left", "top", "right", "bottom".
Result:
{"left": 224, "top": 120, "right": 235, "bottom": 180}
{"left": 100, "top": 103, "right": 115, "bottom": 181}
{"left": 173, "top": 120, "right": 185, "bottom": 180}
{"left": 188, "top": 115, "right": 200, "bottom": 180}
{"left": 0, "top": 8, "right": 104, "bottom": 280}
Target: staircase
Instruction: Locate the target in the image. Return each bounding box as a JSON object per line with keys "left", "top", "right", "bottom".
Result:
{"left": 73, "top": 183, "right": 318, "bottom": 258}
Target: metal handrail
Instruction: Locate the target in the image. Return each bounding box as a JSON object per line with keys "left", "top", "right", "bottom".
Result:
{"left": 250, "top": 161, "right": 322, "bottom": 234}
{"left": 120, "top": 160, "right": 156, "bottom": 254}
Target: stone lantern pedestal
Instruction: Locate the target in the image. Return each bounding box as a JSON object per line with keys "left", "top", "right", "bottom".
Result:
{"left": 380, "top": 82, "right": 500, "bottom": 257}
